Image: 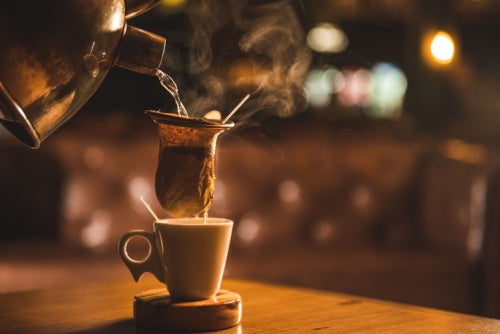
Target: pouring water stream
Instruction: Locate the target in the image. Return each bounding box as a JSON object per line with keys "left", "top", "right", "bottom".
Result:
{"left": 156, "top": 69, "right": 189, "bottom": 117}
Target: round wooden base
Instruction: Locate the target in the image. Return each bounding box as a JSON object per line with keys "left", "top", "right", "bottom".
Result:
{"left": 133, "top": 288, "right": 242, "bottom": 332}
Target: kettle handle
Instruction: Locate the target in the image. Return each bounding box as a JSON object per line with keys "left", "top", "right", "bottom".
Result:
{"left": 125, "top": 0, "right": 161, "bottom": 19}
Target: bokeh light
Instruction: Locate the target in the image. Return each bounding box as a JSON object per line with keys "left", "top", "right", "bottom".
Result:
{"left": 278, "top": 179, "right": 302, "bottom": 204}
{"left": 83, "top": 146, "right": 104, "bottom": 170}
{"left": 63, "top": 181, "right": 86, "bottom": 222}
{"left": 305, "top": 66, "right": 344, "bottom": 108}
{"left": 337, "top": 69, "right": 373, "bottom": 107}
{"left": 237, "top": 215, "right": 261, "bottom": 244}
{"left": 81, "top": 209, "right": 112, "bottom": 248}
{"left": 158, "top": 0, "right": 186, "bottom": 13}
{"left": 128, "top": 175, "right": 154, "bottom": 216}
{"left": 430, "top": 31, "right": 455, "bottom": 64}
{"left": 307, "top": 22, "right": 348, "bottom": 53}
{"left": 422, "top": 29, "right": 457, "bottom": 67}
{"left": 128, "top": 176, "right": 151, "bottom": 200}
{"left": 368, "top": 62, "right": 408, "bottom": 118}
{"left": 310, "top": 219, "right": 337, "bottom": 244}
{"left": 306, "top": 62, "right": 407, "bottom": 118}
{"left": 349, "top": 184, "right": 372, "bottom": 210}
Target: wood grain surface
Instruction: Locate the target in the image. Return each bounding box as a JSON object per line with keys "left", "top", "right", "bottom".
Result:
{"left": 0, "top": 276, "right": 499, "bottom": 333}
{"left": 134, "top": 288, "right": 241, "bottom": 331}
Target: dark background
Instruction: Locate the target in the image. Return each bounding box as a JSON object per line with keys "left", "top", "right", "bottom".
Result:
{"left": 1, "top": 0, "right": 500, "bottom": 319}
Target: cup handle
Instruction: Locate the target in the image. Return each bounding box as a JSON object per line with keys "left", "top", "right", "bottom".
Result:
{"left": 118, "top": 230, "right": 164, "bottom": 283}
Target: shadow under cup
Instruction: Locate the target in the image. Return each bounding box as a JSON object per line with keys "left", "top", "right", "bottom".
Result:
{"left": 119, "top": 218, "right": 233, "bottom": 301}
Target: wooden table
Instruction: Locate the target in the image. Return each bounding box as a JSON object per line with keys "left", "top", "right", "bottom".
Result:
{"left": 1, "top": 276, "right": 499, "bottom": 333}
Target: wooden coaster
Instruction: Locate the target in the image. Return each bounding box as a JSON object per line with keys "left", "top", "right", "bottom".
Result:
{"left": 133, "top": 289, "right": 242, "bottom": 332}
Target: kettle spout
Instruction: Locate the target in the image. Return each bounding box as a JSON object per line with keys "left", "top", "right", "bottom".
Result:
{"left": 114, "top": 24, "right": 166, "bottom": 76}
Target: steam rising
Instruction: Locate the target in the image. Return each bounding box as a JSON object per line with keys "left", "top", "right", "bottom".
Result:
{"left": 183, "top": 0, "right": 311, "bottom": 122}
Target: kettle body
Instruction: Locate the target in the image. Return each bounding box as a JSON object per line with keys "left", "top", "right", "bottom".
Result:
{"left": 0, "top": 0, "right": 165, "bottom": 148}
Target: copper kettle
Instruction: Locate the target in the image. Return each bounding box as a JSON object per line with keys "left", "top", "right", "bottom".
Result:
{"left": 0, "top": 0, "right": 166, "bottom": 148}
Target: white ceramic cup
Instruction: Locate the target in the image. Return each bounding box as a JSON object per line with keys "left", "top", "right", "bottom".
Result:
{"left": 119, "top": 217, "right": 233, "bottom": 301}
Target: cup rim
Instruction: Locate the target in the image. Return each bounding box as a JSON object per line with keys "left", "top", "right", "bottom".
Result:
{"left": 145, "top": 110, "right": 234, "bottom": 129}
{"left": 154, "top": 217, "right": 233, "bottom": 225}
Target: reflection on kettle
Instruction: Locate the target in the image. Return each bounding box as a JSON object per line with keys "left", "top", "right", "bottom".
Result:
{"left": 83, "top": 41, "right": 104, "bottom": 78}
{"left": 0, "top": 0, "right": 165, "bottom": 148}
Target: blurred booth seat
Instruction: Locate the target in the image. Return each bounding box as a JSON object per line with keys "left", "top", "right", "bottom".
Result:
{"left": 212, "top": 119, "right": 500, "bottom": 318}
{"left": 0, "top": 114, "right": 499, "bottom": 318}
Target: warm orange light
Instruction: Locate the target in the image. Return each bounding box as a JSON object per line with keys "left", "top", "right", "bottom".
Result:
{"left": 161, "top": 0, "right": 186, "bottom": 7}
{"left": 227, "top": 58, "right": 266, "bottom": 87}
{"left": 422, "top": 29, "right": 458, "bottom": 68}
{"left": 430, "top": 31, "right": 455, "bottom": 64}
{"left": 158, "top": 0, "right": 186, "bottom": 14}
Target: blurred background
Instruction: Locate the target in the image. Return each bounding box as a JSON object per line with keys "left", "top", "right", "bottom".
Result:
{"left": 1, "top": 0, "right": 500, "bottom": 319}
